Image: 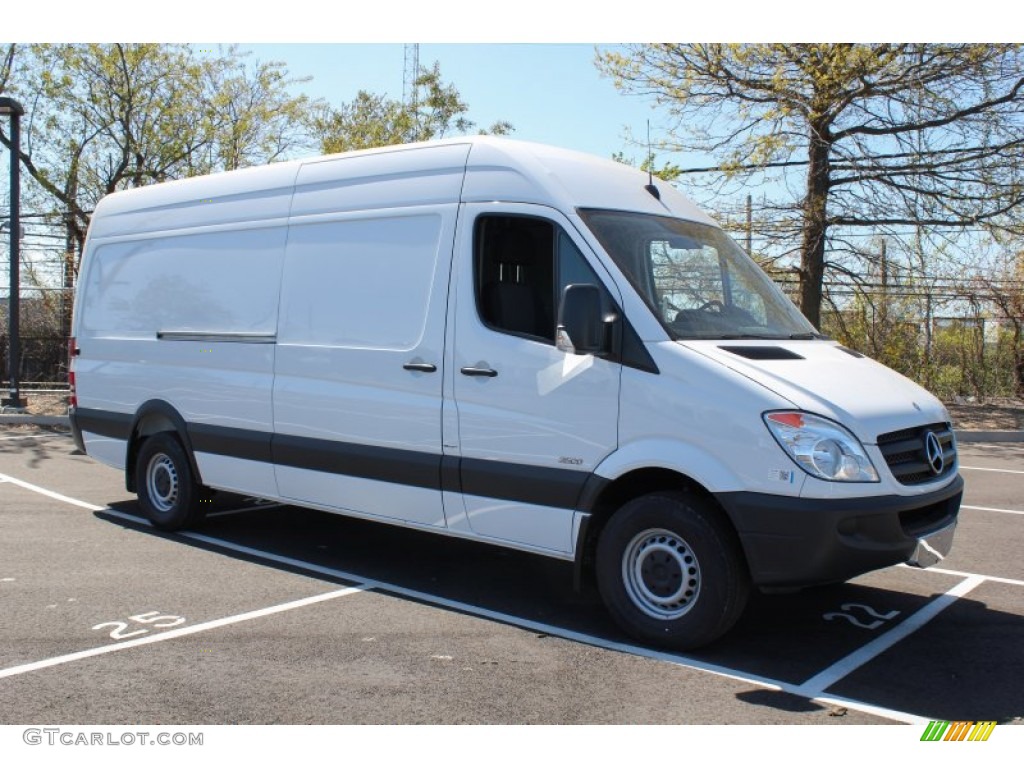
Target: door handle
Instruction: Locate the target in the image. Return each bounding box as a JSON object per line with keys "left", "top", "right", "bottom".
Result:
{"left": 403, "top": 362, "right": 437, "bottom": 373}
{"left": 460, "top": 366, "right": 498, "bottom": 377}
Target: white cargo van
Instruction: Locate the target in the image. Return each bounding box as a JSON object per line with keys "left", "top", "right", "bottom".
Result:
{"left": 69, "top": 137, "right": 961, "bottom": 649}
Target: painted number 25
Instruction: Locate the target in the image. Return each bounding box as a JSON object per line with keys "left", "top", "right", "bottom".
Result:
{"left": 92, "top": 611, "right": 186, "bottom": 640}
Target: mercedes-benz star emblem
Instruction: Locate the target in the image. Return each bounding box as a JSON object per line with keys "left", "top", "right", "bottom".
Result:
{"left": 924, "top": 431, "right": 945, "bottom": 475}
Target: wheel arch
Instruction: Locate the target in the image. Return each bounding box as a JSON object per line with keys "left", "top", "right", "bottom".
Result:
{"left": 575, "top": 466, "right": 746, "bottom": 591}
{"left": 125, "top": 400, "right": 203, "bottom": 492}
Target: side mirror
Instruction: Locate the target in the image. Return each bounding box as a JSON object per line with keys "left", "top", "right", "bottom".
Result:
{"left": 557, "top": 283, "right": 605, "bottom": 355}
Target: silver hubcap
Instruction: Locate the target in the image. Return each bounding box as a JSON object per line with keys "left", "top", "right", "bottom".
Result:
{"left": 622, "top": 528, "right": 701, "bottom": 620}
{"left": 146, "top": 453, "right": 179, "bottom": 513}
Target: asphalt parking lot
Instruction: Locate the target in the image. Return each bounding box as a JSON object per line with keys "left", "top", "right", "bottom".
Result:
{"left": 1, "top": 426, "right": 1021, "bottom": 726}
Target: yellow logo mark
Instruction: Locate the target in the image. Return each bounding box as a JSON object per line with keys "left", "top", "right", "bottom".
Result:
{"left": 921, "top": 720, "right": 997, "bottom": 741}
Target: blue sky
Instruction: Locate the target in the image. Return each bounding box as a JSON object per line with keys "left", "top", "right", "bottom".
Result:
{"left": 15, "top": 1, "right": 1000, "bottom": 169}
{"left": 237, "top": 43, "right": 663, "bottom": 164}
{"left": 11, "top": 3, "right": 1010, "bottom": 170}
{"left": 4, "top": 3, "right": 1011, "bottom": 288}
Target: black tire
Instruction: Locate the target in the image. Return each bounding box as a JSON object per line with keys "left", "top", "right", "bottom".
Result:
{"left": 135, "top": 432, "right": 203, "bottom": 531}
{"left": 596, "top": 492, "right": 750, "bottom": 650}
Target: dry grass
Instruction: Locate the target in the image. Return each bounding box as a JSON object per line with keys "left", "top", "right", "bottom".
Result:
{"left": 20, "top": 391, "right": 71, "bottom": 417}
{"left": 946, "top": 398, "right": 1024, "bottom": 431}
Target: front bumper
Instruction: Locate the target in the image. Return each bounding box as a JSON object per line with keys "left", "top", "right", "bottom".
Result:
{"left": 716, "top": 475, "right": 963, "bottom": 587}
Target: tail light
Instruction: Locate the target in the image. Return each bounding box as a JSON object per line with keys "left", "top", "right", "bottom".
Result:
{"left": 68, "top": 337, "right": 79, "bottom": 409}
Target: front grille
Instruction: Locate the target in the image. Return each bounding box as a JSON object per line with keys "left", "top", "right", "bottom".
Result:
{"left": 876, "top": 422, "right": 957, "bottom": 486}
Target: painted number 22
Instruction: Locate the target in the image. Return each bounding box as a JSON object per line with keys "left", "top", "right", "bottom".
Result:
{"left": 92, "top": 611, "right": 186, "bottom": 640}
{"left": 823, "top": 603, "right": 900, "bottom": 630}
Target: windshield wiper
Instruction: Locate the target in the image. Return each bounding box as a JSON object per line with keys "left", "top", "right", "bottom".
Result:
{"left": 712, "top": 334, "right": 784, "bottom": 340}
{"left": 675, "top": 332, "right": 826, "bottom": 341}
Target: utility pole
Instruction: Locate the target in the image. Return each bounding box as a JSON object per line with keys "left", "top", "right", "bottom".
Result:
{"left": 745, "top": 194, "right": 752, "bottom": 256}
{"left": 879, "top": 239, "right": 889, "bottom": 344}
{"left": 62, "top": 210, "right": 75, "bottom": 350}
{"left": 925, "top": 291, "right": 933, "bottom": 384}
{"left": 0, "top": 96, "right": 26, "bottom": 410}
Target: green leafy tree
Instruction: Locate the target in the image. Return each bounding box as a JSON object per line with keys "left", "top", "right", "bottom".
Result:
{"left": 0, "top": 44, "right": 13, "bottom": 92}
{"left": 0, "top": 44, "right": 314, "bottom": 264}
{"left": 611, "top": 151, "right": 683, "bottom": 182}
{"left": 202, "top": 46, "right": 316, "bottom": 172}
{"left": 597, "top": 44, "right": 1024, "bottom": 327}
{"left": 313, "top": 61, "right": 512, "bottom": 154}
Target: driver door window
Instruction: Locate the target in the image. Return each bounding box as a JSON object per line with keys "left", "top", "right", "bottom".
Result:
{"left": 475, "top": 215, "right": 612, "bottom": 343}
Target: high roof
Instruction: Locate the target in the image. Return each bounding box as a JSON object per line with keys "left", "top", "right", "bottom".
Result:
{"left": 87, "top": 136, "right": 716, "bottom": 240}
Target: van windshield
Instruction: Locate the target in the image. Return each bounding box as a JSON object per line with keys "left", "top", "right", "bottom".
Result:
{"left": 579, "top": 209, "right": 818, "bottom": 340}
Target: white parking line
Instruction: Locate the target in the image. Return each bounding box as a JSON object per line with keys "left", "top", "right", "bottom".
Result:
{"left": 960, "top": 465, "right": 1024, "bottom": 475}
{"left": 0, "top": 586, "right": 364, "bottom": 680}
{"left": 794, "top": 575, "right": 985, "bottom": 697}
{"left": 7, "top": 470, "right": 1010, "bottom": 726}
{"left": 914, "top": 564, "right": 1024, "bottom": 588}
{"left": 0, "top": 472, "right": 104, "bottom": 511}
{"left": 961, "top": 504, "right": 1024, "bottom": 516}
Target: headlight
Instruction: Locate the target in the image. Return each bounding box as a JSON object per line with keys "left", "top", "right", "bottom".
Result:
{"left": 763, "top": 411, "right": 879, "bottom": 483}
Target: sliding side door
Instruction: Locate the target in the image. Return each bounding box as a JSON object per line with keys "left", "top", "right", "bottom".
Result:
{"left": 272, "top": 146, "right": 468, "bottom": 527}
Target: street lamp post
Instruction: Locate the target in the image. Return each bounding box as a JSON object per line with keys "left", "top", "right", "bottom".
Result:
{"left": 0, "top": 96, "right": 26, "bottom": 410}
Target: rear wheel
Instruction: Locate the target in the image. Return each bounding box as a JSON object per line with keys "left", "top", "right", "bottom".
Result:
{"left": 596, "top": 492, "right": 750, "bottom": 650}
{"left": 135, "top": 433, "right": 204, "bottom": 531}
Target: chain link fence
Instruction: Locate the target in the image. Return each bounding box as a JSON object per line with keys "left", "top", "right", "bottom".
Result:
{"left": 0, "top": 333, "right": 69, "bottom": 385}
{"left": 2, "top": 245, "right": 1022, "bottom": 402}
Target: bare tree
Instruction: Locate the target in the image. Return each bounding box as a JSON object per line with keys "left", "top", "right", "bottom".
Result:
{"left": 976, "top": 248, "right": 1024, "bottom": 397}
{"left": 597, "top": 44, "right": 1024, "bottom": 327}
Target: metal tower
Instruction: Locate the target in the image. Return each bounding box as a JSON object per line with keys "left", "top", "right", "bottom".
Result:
{"left": 403, "top": 43, "right": 421, "bottom": 133}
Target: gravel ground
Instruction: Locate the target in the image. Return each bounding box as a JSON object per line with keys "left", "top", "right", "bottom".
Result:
{"left": 946, "top": 398, "right": 1024, "bottom": 430}
{"left": 2, "top": 391, "right": 70, "bottom": 417}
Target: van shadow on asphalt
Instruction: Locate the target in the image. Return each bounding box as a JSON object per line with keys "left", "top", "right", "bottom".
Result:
{"left": 96, "top": 499, "right": 1023, "bottom": 723}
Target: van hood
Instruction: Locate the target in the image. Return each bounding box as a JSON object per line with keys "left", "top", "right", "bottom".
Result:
{"left": 678, "top": 340, "right": 950, "bottom": 444}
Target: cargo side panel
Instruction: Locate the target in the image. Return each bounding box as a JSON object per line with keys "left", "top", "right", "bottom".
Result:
{"left": 74, "top": 224, "right": 286, "bottom": 498}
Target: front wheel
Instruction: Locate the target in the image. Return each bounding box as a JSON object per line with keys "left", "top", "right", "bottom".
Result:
{"left": 135, "top": 433, "right": 204, "bottom": 531}
{"left": 596, "top": 492, "right": 750, "bottom": 650}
